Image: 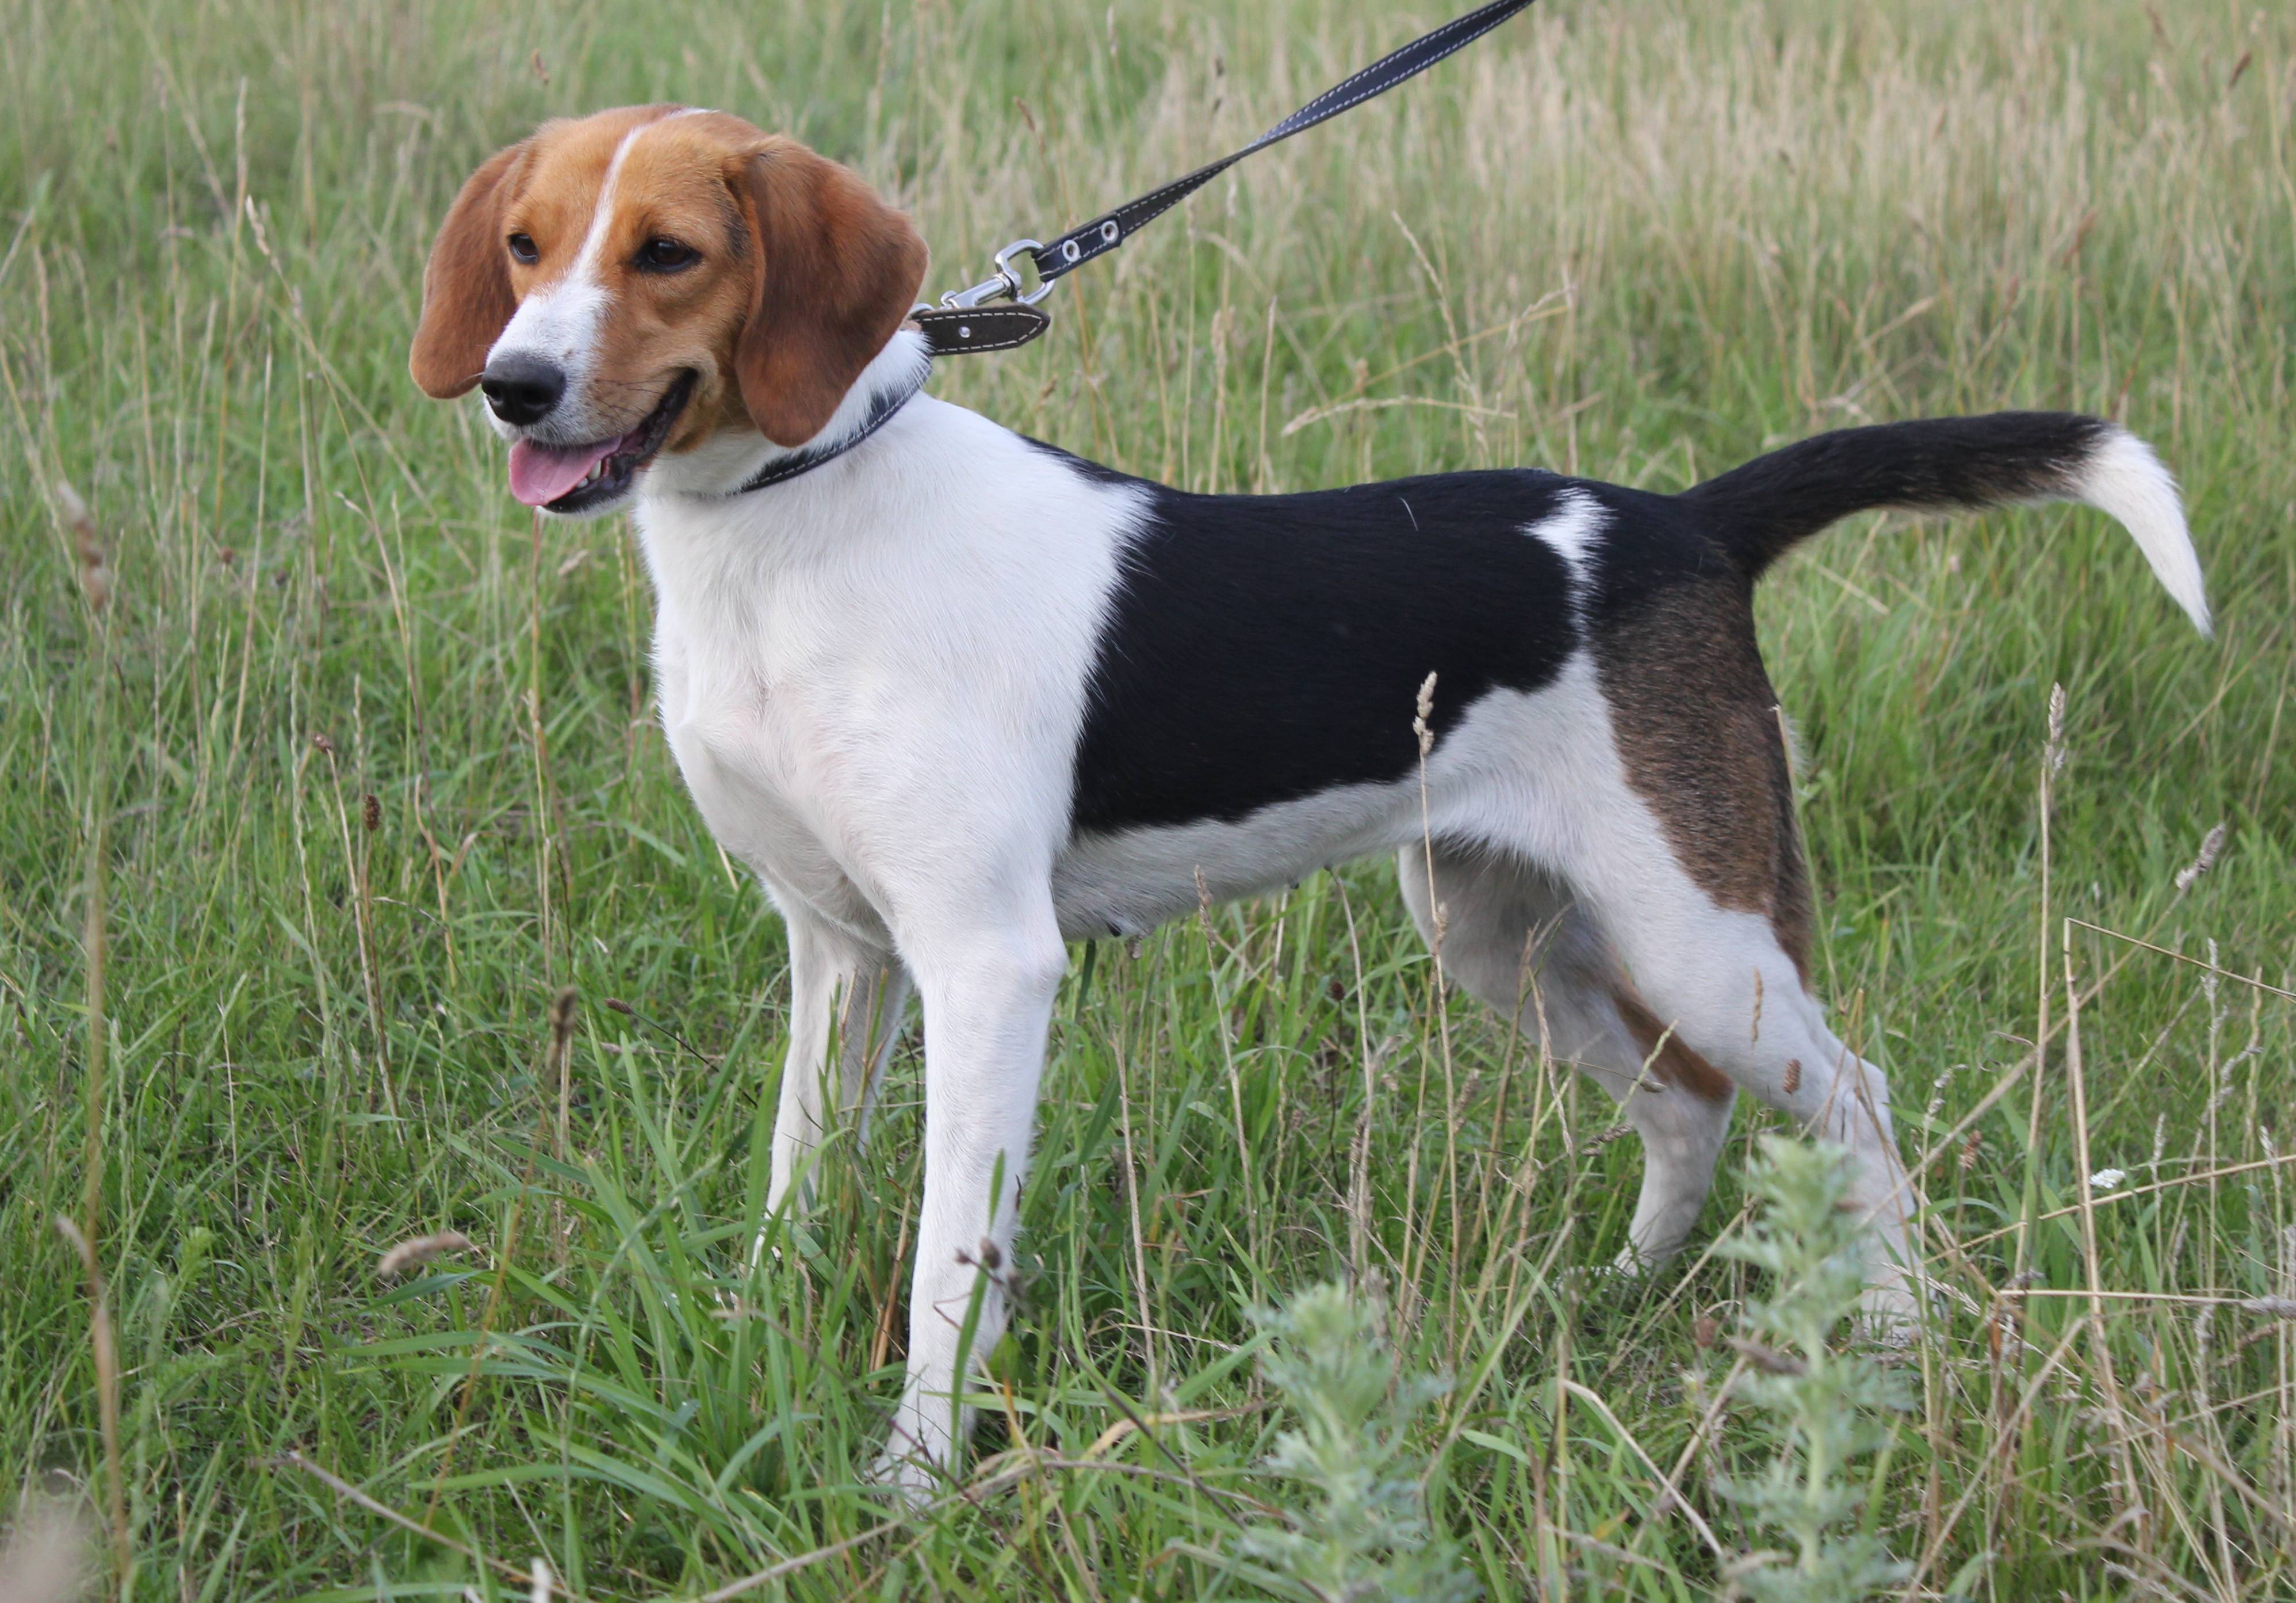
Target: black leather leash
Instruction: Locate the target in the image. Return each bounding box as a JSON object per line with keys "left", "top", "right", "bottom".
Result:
{"left": 730, "top": 0, "right": 1536, "bottom": 492}
{"left": 910, "top": 0, "right": 1537, "bottom": 357}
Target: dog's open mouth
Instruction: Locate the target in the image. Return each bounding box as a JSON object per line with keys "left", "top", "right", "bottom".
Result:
{"left": 507, "top": 372, "right": 697, "bottom": 513}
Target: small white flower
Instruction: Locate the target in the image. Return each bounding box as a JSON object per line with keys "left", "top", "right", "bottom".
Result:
{"left": 2089, "top": 1168, "right": 2126, "bottom": 1192}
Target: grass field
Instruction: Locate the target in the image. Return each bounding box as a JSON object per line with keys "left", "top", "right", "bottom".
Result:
{"left": 3, "top": 0, "right": 2294, "bottom": 1596}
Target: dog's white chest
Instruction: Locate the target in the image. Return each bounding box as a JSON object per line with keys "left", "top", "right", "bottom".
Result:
{"left": 649, "top": 608, "right": 881, "bottom": 926}
{"left": 629, "top": 400, "right": 1146, "bottom": 935}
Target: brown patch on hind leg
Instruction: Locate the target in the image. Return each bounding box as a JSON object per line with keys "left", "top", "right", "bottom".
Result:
{"left": 1591, "top": 577, "right": 1815, "bottom": 980}
{"left": 1611, "top": 988, "right": 1735, "bottom": 1103}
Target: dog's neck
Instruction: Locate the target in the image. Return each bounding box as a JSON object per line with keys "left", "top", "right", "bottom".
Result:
{"left": 642, "top": 327, "right": 936, "bottom": 501}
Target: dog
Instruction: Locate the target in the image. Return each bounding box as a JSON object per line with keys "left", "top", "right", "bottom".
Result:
{"left": 410, "top": 105, "right": 2210, "bottom": 1486}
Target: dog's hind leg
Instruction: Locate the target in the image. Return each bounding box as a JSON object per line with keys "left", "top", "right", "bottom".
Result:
{"left": 1398, "top": 845, "right": 1736, "bottom": 1269}
{"left": 1557, "top": 842, "right": 1919, "bottom": 1325}
{"left": 766, "top": 909, "right": 912, "bottom": 1216}
{"left": 1562, "top": 597, "right": 1920, "bottom": 1323}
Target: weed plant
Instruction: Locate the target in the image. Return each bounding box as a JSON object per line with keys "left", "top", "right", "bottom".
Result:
{"left": 1710, "top": 1139, "right": 1912, "bottom": 1602}
{"left": 1227, "top": 1281, "right": 1478, "bottom": 1603}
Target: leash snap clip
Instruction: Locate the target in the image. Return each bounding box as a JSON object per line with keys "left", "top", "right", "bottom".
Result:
{"left": 993, "top": 239, "right": 1055, "bottom": 304}
{"left": 939, "top": 239, "right": 1053, "bottom": 310}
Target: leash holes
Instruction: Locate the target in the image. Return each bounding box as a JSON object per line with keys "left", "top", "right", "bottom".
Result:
{"left": 1062, "top": 239, "right": 1082, "bottom": 263}
{"left": 1099, "top": 220, "right": 1119, "bottom": 244}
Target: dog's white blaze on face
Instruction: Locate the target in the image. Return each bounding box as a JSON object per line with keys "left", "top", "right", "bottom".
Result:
{"left": 485, "top": 285, "right": 608, "bottom": 438}
{"left": 485, "top": 111, "right": 707, "bottom": 445}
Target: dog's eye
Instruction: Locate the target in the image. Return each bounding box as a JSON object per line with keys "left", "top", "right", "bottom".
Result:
{"left": 638, "top": 237, "right": 698, "bottom": 273}
{"left": 507, "top": 232, "right": 539, "bottom": 265}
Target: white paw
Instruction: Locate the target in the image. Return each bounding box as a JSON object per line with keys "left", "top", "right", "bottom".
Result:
{"left": 864, "top": 1446, "right": 944, "bottom": 1509}
{"left": 1854, "top": 1278, "right": 1923, "bottom": 1347}
{"left": 1610, "top": 1244, "right": 1682, "bottom": 1280}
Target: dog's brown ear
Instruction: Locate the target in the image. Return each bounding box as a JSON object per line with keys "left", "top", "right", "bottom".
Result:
{"left": 410, "top": 140, "right": 531, "bottom": 399}
{"left": 731, "top": 140, "right": 928, "bottom": 447}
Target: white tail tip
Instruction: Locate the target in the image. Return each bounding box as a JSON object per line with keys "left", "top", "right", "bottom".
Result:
{"left": 2076, "top": 428, "right": 2211, "bottom": 636}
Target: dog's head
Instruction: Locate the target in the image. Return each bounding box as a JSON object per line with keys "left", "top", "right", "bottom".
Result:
{"left": 410, "top": 106, "right": 928, "bottom": 515}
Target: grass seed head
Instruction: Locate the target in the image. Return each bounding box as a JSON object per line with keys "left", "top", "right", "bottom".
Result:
{"left": 55, "top": 483, "right": 110, "bottom": 616}
{"left": 549, "top": 986, "right": 577, "bottom": 1046}
{"left": 2174, "top": 822, "right": 2227, "bottom": 892}
{"left": 377, "top": 1231, "right": 475, "bottom": 1277}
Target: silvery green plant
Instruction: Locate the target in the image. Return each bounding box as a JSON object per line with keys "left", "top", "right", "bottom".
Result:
{"left": 1231, "top": 1282, "right": 1479, "bottom": 1603}
{"left": 1715, "top": 1137, "right": 1913, "bottom": 1601}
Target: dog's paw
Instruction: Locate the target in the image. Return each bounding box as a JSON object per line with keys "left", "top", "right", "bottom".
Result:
{"left": 1610, "top": 1243, "right": 1682, "bottom": 1280}
{"left": 864, "top": 1447, "right": 944, "bottom": 1510}
{"left": 1853, "top": 1277, "right": 1926, "bottom": 1352}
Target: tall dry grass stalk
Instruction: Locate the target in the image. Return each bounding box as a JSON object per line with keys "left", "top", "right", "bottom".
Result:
{"left": 51, "top": 483, "right": 127, "bottom": 1585}
{"left": 47, "top": 1221, "right": 123, "bottom": 1590}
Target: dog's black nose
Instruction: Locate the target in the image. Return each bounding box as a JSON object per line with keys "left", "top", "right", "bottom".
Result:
{"left": 480, "top": 354, "right": 567, "bottom": 426}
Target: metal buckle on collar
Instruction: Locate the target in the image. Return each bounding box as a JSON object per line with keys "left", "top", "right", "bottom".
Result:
{"left": 933, "top": 238, "right": 1054, "bottom": 311}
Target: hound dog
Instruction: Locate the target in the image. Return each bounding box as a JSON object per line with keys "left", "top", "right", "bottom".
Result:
{"left": 410, "top": 105, "right": 2211, "bottom": 1486}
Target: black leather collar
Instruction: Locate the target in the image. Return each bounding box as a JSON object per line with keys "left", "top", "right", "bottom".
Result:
{"left": 722, "top": 303, "right": 1060, "bottom": 495}
{"left": 912, "top": 304, "right": 1052, "bottom": 356}
{"left": 724, "top": 358, "right": 931, "bottom": 495}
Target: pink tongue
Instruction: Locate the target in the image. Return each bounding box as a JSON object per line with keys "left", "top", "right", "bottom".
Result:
{"left": 509, "top": 437, "right": 620, "bottom": 507}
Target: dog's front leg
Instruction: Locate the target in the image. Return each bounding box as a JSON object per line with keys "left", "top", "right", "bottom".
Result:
{"left": 766, "top": 910, "right": 911, "bottom": 1218}
{"left": 875, "top": 916, "right": 1066, "bottom": 1490}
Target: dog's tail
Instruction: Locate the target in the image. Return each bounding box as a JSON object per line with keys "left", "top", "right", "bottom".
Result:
{"left": 1683, "top": 411, "right": 2210, "bottom": 634}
